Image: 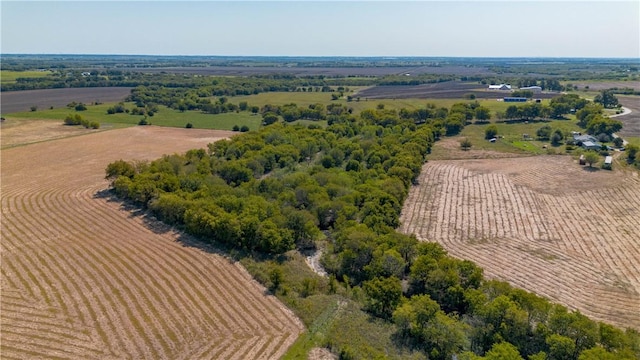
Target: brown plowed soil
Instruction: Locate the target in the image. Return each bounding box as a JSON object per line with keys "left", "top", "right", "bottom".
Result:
{"left": 1, "top": 87, "right": 133, "bottom": 114}
{"left": 0, "top": 125, "right": 304, "bottom": 359}
{"left": 616, "top": 95, "right": 640, "bottom": 137}
{"left": 400, "top": 155, "right": 640, "bottom": 330}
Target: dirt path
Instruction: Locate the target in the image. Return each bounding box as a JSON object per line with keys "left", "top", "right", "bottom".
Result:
{"left": 1, "top": 126, "right": 304, "bottom": 359}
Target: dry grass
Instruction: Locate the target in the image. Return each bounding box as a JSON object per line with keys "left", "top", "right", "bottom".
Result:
{"left": 400, "top": 155, "right": 640, "bottom": 329}
{"left": 1, "top": 125, "right": 304, "bottom": 359}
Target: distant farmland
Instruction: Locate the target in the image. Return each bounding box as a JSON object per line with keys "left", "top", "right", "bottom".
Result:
{"left": 354, "top": 81, "right": 561, "bottom": 100}
{"left": 131, "top": 65, "right": 496, "bottom": 77}
{"left": 0, "top": 126, "right": 304, "bottom": 359}
{"left": 1, "top": 87, "right": 133, "bottom": 114}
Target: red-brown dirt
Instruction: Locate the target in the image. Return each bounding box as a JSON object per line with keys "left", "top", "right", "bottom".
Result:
{"left": 0, "top": 125, "right": 304, "bottom": 359}
{"left": 400, "top": 155, "right": 640, "bottom": 330}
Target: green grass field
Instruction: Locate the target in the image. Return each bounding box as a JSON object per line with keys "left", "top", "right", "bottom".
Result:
{"left": 231, "top": 91, "right": 524, "bottom": 118}
{"left": 448, "top": 119, "right": 584, "bottom": 156}
{"left": 8, "top": 103, "right": 262, "bottom": 131}
{"left": 1, "top": 70, "right": 53, "bottom": 84}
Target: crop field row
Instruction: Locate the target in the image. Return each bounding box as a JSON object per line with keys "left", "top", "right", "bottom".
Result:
{"left": 399, "top": 156, "right": 640, "bottom": 329}
{"left": 0, "top": 126, "right": 303, "bottom": 359}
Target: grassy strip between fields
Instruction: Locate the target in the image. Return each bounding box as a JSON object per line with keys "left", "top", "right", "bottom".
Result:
{"left": 7, "top": 103, "right": 263, "bottom": 131}
{"left": 1, "top": 70, "right": 53, "bottom": 83}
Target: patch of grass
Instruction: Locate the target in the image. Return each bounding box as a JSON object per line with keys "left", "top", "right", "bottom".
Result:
{"left": 7, "top": 103, "right": 262, "bottom": 131}
{"left": 625, "top": 137, "right": 640, "bottom": 147}
{"left": 230, "top": 91, "right": 522, "bottom": 118}
{"left": 1, "top": 70, "right": 53, "bottom": 83}
{"left": 451, "top": 119, "right": 583, "bottom": 156}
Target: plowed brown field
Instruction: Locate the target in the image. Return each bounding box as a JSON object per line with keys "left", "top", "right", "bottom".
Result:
{"left": 400, "top": 155, "right": 640, "bottom": 329}
{"left": 0, "top": 125, "right": 304, "bottom": 359}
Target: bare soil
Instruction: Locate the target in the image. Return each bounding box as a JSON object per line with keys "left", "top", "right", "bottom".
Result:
{"left": 1, "top": 125, "right": 304, "bottom": 359}
{"left": 400, "top": 155, "right": 640, "bottom": 330}
{"left": 1, "top": 87, "right": 133, "bottom": 114}
{"left": 572, "top": 81, "right": 640, "bottom": 91}
{"left": 0, "top": 118, "right": 103, "bottom": 148}
{"left": 615, "top": 95, "right": 640, "bottom": 137}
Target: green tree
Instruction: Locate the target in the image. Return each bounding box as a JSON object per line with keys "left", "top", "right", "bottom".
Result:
{"left": 613, "top": 137, "right": 623, "bottom": 148}
{"left": 594, "top": 90, "right": 619, "bottom": 108}
{"left": 546, "top": 334, "right": 575, "bottom": 360}
{"left": 474, "top": 106, "right": 492, "bottom": 121}
{"left": 105, "top": 159, "right": 135, "bottom": 180}
{"left": 536, "top": 125, "right": 552, "bottom": 141}
{"left": 484, "top": 342, "right": 524, "bottom": 360}
{"left": 583, "top": 152, "right": 599, "bottom": 168}
{"left": 505, "top": 105, "right": 520, "bottom": 120}
{"left": 551, "top": 130, "right": 564, "bottom": 146}
{"left": 393, "top": 294, "right": 468, "bottom": 360}
{"left": 269, "top": 267, "right": 284, "bottom": 291}
{"left": 577, "top": 347, "right": 618, "bottom": 360}
{"left": 363, "top": 276, "right": 403, "bottom": 319}
{"left": 485, "top": 125, "right": 498, "bottom": 139}
{"left": 262, "top": 112, "right": 279, "bottom": 125}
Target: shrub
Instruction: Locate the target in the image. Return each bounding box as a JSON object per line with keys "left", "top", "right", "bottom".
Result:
{"left": 240, "top": 125, "right": 250, "bottom": 132}
{"left": 460, "top": 138, "right": 472, "bottom": 151}
{"left": 232, "top": 125, "right": 240, "bottom": 131}
{"left": 75, "top": 103, "right": 87, "bottom": 111}
{"left": 613, "top": 137, "right": 624, "bottom": 147}
{"left": 185, "top": 123, "right": 193, "bottom": 129}
{"left": 30, "top": 106, "right": 37, "bottom": 112}
{"left": 138, "top": 118, "right": 150, "bottom": 126}
{"left": 485, "top": 125, "right": 498, "bottom": 139}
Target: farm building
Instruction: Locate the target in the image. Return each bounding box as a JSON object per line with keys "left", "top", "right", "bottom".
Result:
{"left": 579, "top": 154, "right": 586, "bottom": 165}
{"left": 519, "top": 86, "right": 542, "bottom": 93}
{"left": 488, "top": 84, "right": 512, "bottom": 90}
{"left": 603, "top": 156, "right": 613, "bottom": 169}
{"left": 573, "top": 134, "right": 597, "bottom": 143}
{"left": 581, "top": 141, "right": 602, "bottom": 151}
{"left": 504, "top": 97, "right": 527, "bottom": 102}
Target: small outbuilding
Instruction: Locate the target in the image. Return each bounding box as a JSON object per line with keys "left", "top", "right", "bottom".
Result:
{"left": 504, "top": 97, "right": 527, "bottom": 102}
{"left": 519, "top": 86, "right": 542, "bottom": 94}
{"left": 579, "top": 154, "right": 586, "bottom": 165}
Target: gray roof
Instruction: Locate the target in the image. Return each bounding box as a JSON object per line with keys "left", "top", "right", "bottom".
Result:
{"left": 574, "top": 134, "right": 597, "bottom": 143}
{"left": 582, "top": 141, "right": 601, "bottom": 148}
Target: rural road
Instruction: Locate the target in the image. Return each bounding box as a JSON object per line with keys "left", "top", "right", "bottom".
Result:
{"left": 610, "top": 107, "right": 632, "bottom": 145}
{"left": 609, "top": 106, "right": 631, "bottom": 117}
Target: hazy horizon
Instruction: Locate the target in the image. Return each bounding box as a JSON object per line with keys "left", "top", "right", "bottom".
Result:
{"left": 2, "top": 1, "right": 639, "bottom": 58}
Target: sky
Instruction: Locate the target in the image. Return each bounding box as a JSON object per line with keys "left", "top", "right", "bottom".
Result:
{"left": 1, "top": 1, "right": 639, "bottom": 58}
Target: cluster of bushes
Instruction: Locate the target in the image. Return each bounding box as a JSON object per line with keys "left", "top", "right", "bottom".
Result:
{"left": 498, "top": 94, "right": 589, "bottom": 121}
{"left": 536, "top": 125, "right": 565, "bottom": 145}
{"left": 63, "top": 114, "right": 99, "bottom": 129}
{"left": 231, "top": 124, "right": 249, "bottom": 132}
{"left": 107, "top": 102, "right": 158, "bottom": 117}
{"left": 106, "top": 105, "right": 639, "bottom": 359}
{"left": 66, "top": 101, "right": 87, "bottom": 111}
